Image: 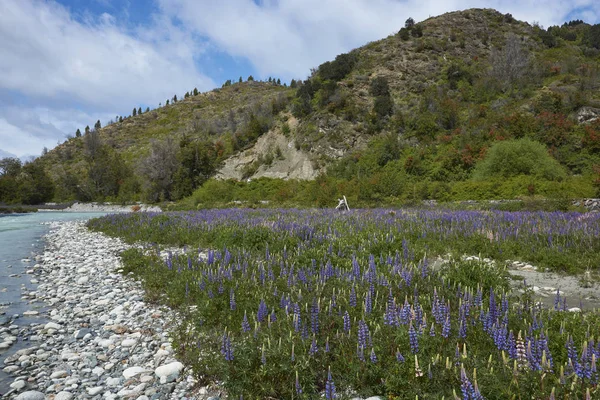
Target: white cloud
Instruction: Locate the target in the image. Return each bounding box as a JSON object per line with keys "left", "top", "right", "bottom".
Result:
{"left": 0, "top": 1, "right": 214, "bottom": 110}
{"left": 0, "top": 0, "right": 216, "bottom": 157}
{"left": 159, "top": 0, "right": 600, "bottom": 80}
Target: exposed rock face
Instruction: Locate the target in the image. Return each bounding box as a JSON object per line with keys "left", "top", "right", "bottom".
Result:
{"left": 576, "top": 106, "right": 600, "bottom": 124}
{"left": 216, "top": 130, "right": 318, "bottom": 181}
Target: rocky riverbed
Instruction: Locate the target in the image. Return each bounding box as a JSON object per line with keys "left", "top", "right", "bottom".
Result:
{"left": 0, "top": 221, "right": 219, "bottom": 400}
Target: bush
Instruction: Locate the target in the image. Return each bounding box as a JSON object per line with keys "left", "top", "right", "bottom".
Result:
{"left": 472, "top": 138, "right": 567, "bottom": 181}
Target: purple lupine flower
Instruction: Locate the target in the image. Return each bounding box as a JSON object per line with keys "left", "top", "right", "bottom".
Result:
{"left": 309, "top": 337, "right": 318, "bottom": 356}
{"left": 311, "top": 298, "right": 319, "bottom": 334}
{"left": 358, "top": 320, "right": 369, "bottom": 350}
{"left": 460, "top": 365, "right": 479, "bottom": 400}
{"left": 220, "top": 332, "right": 233, "bottom": 361}
{"left": 325, "top": 368, "right": 336, "bottom": 400}
{"left": 325, "top": 337, "right": 330, "bottom": 353}
{"left": 459, "top": 314, "right": 467, "bottom": 339}
{"left": 370, "top": 348, "right": 378, "bottom": 363}
{"left": 442, "top": 315, "right": 451, "bottom": 338}
{"left": 270, "top": 309, "right": 277, "bottom": 323}
{"left": 409, "top": 322, "right": 419, "bottom": 354}
{"left": 295, "top": 371, "right": 302, "bottom": 395}
{"left": 261, "top": 344, "right": 266, "bottom": 365}
{"left": 343, "top": 311, "right": 351, "bottom": 333}
{"left": 241, "top": 312, "right": 251, "bottom": 333}
{"left": 349, "top": 286, "right": 357, "bottom": 307}
{"left": 364, "top": 291, "right": 372, "bottom": 315}
{"left": 507, "top": 331, "right": 517, "bottom": 359}
{"left": 293, "top": 303, "right": 301, "bottom": 332}
{"left": 396, "top": 350, "right": 405, "bottom": 362}
{"left": 257, "top": 299, "right": 268, "bottom": 323}
{"left": 230, "top": 289, "right": 236, "bottom": 311}
{"left": 430, "top": 322, "right": 436, "bottom": 337}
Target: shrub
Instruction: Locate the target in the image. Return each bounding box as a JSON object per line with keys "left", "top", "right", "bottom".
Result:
{"left": 472, "top": 138, "right": 567, "bottom": 181}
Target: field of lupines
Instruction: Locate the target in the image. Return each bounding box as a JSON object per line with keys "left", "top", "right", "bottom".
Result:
{"left": 88, "top": 209, "right": 600, "bottom": 399}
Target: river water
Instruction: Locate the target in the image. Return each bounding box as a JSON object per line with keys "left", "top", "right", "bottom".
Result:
{"left": 0, "top": 212, "right": 108, "bottom": 394}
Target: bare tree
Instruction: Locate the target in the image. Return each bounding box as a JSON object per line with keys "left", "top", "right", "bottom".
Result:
{"left": 138, "top": 138, "right": 179, "bottom": 201}
{"left": 84, "top": 129, "right": 102, "bottom": 159}
{"left": 489, "top": 34, "right": 531, "bottom": 91}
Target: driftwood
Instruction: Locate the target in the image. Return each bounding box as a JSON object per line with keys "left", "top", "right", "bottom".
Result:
{"left": 336, "top": 195, "right": 350, "bottom": 211}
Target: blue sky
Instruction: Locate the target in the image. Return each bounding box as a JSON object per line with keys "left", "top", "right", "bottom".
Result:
{"left": 0, "top": 0, "right": 599, "bottom": 159}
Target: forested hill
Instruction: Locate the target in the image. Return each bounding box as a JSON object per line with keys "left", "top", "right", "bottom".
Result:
{"left": 3, "top": 8, "right": 600, "bottom": 206}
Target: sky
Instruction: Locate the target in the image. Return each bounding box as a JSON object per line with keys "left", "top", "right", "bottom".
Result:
{"left": 0, "top": 0, "right": 599, "bottom": 159}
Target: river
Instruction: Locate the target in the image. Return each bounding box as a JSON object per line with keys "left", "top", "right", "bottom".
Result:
{"left": 0, "top": 212, "right": 109, "bottom": 394}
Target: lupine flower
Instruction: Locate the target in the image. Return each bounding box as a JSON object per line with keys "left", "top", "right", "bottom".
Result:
{"left": 241, "top": 312, "right": 251, "bottom": 333}
{"left": 442, "top": 315, "right": 451, "bottom": 338}
{"left": 396, "top": 350, "right": 405, "bottom": 363}
{"left": 349, "top": 286, "right": 357, "bottom": 307}
{"left": 309, "top": 337, "right": 318, "bottom": 356}
{"left": 230, "top": 289, "right": 236, "bottom": 311}
{"left": 295, "top": 371, "right": 302, "bottom": 395}
{"left": 370, "top": 348, "right": 377, "bottom": 363}
{"left": 220, "top": 331, "right": 234, "bottom": 361}
{"left": 311, "top": 298, "right": 319, "bottom": 334}
{"left": 409, "top": 322, "right": 419, "bottom": 354}
{"left": 343, "top": 311, "right": 351, "bottom": 333}
{"left": 325, "top": 367, "right": 336, "bottom": 399}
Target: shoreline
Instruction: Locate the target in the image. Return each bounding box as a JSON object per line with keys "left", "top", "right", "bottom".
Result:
{"left": 38, "top": 203, "right": 162, "bottom": 214}
{"left": 0, "top": 221, "right": 212, "bottom": 400}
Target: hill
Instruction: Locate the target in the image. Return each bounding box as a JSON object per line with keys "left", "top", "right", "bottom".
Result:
{"left": 3, "top": 8, "right": 600, "bottom": 206}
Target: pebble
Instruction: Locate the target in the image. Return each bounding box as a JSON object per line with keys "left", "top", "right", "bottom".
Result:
{"left": 15, "top": 391, "right": 45, "bottom": 400}
{"left": 1, "top": 221, "right": 215, "bottom": 400}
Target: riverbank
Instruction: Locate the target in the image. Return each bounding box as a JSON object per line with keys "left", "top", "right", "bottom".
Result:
{"left": 0, "top": 221, "right": 213, "bottom": 399}
{"left": 38, "top": 203, "right": 162, "bottom": 213}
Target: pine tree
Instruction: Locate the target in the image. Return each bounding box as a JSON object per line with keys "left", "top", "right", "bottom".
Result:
{"left": 277, "top": 78, "right": 281, "bottom": 85}
{"left": 119, "top": 116, "right": 123, "bottom": 123}
{"left": 173, "top": 95, "right": 178, "bottom": 103}
{"left": 185, "top": 92, "right": 189, "bottom": 98}
{"left": 248, "top": 75, "right": 254, "bottom": 81}
{"left": 138, "top": 107, "right": 142, "bottom": 115}
{"left": 290, "top": 79, "right": 297, "bottom": 88}
{"left": 85, "top": 125, "right": 90, "bottom": 135}
{"left": 75, "top": 128, "right": 81, "bottom": 138}
{"left": 193, "top": 88, "right": 198, "bottom": 96}
{"left": 239, "top": 76, "right": 242, "bottom": 83}
{"left": 94, "top": 120, "right": 101, "bottom": 130}
{"left": 166, "top": 100, "right": 170, "bottom": 105}
{"left": 133, "top": 108, "right": 137, "bottom": 116}
{"left": 146, "top": 107, "right": 150, "bottom": 113}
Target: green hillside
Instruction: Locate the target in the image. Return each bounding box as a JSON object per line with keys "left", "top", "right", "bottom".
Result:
{"left": 2, "top": 8, "right": 600, "bottom": 206}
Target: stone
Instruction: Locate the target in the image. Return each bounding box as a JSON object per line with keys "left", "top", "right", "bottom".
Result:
{"left": 74, "top": 328, "right": 91, "bottom": 339}
{"left": 44, "top": 321, "right": 61, "bottom": 330}
{"left": 121, "top": 338, "right": 137, "bottom": 347}
{"left": 22, "top": 310, "right": 39, "bottom": 316}
{"left": 77, "top": 276, "right": 89, "bottom": 285}
{"left": 87, "top": 386, "right": 104, "bottom": 395}
{"left": 154, "top": 361, "right": 184, "bottom": 380}
{"left": 569, "top": 307, "right": 582, "bottom": 313}
{"left": 10, "top": 379, "right": 26, "bottom": 390}
{"left": 123, "top": 366, "right": 149, "bottom": 379}
{"left": 15, "top": 391, "right": 45, "bottom": 400}
{"left": 50, "top": 370, "right": 69, "bottom": 379}
{"left": 55, "top": 392, "right": 74, "bottom": 400}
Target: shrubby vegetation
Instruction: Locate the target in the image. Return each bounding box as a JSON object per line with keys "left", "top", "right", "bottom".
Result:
{"left": 0, "top": 158, "right": 53, "bottom": 205}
